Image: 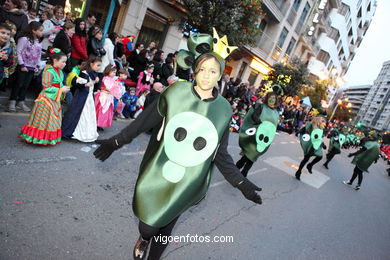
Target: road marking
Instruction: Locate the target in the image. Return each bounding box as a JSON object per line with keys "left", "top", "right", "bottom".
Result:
{"left": 0, "top": 112, "right": 29, "bottom": 116}
{"left": 0, "top": 156, "right": 77, "bottom": 166}
{"left": 263, "top": 156, "right": 329, "bottom": 189}
{"left": 121, "top": 151, "right": 145, "bottom": 156}
{"left": 210, "top": 168, "right": 267, "bottom": 188}
{"left": 280, "top": 141, "right": 288, "bottom": 144}
{"left": 289, "top": 141, "right": 296, "bottom": 144}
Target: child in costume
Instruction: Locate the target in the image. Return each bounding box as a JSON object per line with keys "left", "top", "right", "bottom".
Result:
{"left": 133, "top": 89, "right": 148, "bottom": 119}
{"left": 344, "top": 133, "right": 380, "bottom": 190}
{"left": 295, "top": 111, "right": 327, "bottom": 180}
{"left": 94, "top": 29, "right": 262, "bottom": 260}
{"left": 94, "top": 65, "right": 122, "bottom": 129}
{"left": 19, "top": 48, "right": 70, "bottom": 145}
{"left": 62, "top": 59, "right": 98, "bottom": 142}
{"left": 136, "top": 63, "right": 154, "bottom": 96}
{"left": 323, "top": 125, "right": 346, "bottom": 169}
{"left": 236, "top": 88, "right": 282, "bottom": 177}
{"left": 122, "top": 88, "right": 138, "bottom": 119}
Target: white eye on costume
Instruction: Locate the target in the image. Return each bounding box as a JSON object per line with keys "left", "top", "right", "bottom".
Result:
{"left": 302, "top": 134, "right": 310, "bottom": 142}
{"left": 246, "top": 127, "right": 257, "bottom": 136}
{"left": 334, "top": 136, "right": 339, "bottom": 141}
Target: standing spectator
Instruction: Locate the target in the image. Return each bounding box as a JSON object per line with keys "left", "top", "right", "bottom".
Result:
{"left": 166, "top": 74, "right": 178, "bottom": 86}
{"left": 1, "top": 21, "right": 17, "bottom": 89}
{"left": 151, "top": 50, "right": 164, "bottom": 82}
{"left": 160, "top": 55, "right": 174, "bottom": 86}
{"left": 0, "top": 23, "right": 14, "bottom": 87}
{"left": 136, "top": 63, "right": 154, "bottom": 96}
{"left": 20, "top": 0, "right": 28, "bottom": 14}
{"left": 131, "top": 49, "right": 148, "bottom": 81}
{"left": 65, "top": 12, "right": 72, "bottom": 23}
{"left": 144, "top": 82, "right": 163, "bottom": 109}
{"left": 43, "top": 4, "right": 54, "bottom": 17}
{"left": 218, "top": 73, "right": 230, "bottom": 97}
{"left": 0, "top": 0, "right": 28, "bottom": 40}
{"left": 99, "top": 32, "right": 117, "bottom": 73}
{"left": 86, "top": 14, "right": 96, "bottom": 38}
{"left": 27, "top": 9, "right": 38, "bottom": 23}
{"left": 8, "top": 21, "right": 41, "bottom": 112}
{"left": 148, "top": 47, "right": 157, "bottom": 61}
{"left": 41, "top": 5, "right": 64, "bottom": 51}
{"left": 87, "top": 27, "right": 105, "bottom": 57}
{"left": 146, "top": 41, "right": 155, "bottom": 50}
{"left": 127, "top": 42, "right": 143, "bottom": 68}
{"left": 53, "top": 21, "right": 75, "bottom": 72}
{"left": 39, "top": 11, "right": 50, "bottom": 24}
{"left": 70, "top": 18, "right": 88, "bottom": 67}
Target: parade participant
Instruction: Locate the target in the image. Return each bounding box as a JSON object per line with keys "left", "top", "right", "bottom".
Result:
{"left": 295, "top": 110, "right": 327, "bottom": 180}
{"left": 133, "top": 89, "right": 148, "bottom": 119}
{"left": 136, "top": 63, "right": 154, "bottom": 96}
{"left": 62, "top": 60, "right": 98, "bottom": 142}
{"left": 323, "top": 125, "right": 346, "bottom": 169}
{"left": 236, "top": 86, "right": 283, "bottom": 177}
{"left": 344, "top": 133, "right": 380, "bottom": 190}
{"left": 94, "top": 29, "right": 262, "bottom": 260}
{"left": 19, "top": 48, "right": 70, "bottom": 145}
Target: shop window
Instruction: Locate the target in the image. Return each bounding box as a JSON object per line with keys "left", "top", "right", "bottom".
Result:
{"left": 237, "top": 61, "right": 248, "bottom": 80}
{"left": 248, "top": 69, "right": 258, "bottom": 86}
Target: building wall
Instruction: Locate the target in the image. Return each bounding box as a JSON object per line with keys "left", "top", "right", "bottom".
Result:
{"left": 358, "top": 61, "right": 390, "bottom": 130}
{"left": 119, "top": 0, "right": 185, "bottom": 54}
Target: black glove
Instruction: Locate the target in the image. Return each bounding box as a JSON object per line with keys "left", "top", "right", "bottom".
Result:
{"left": 93, "top": 138, "right": 122, "bottom": 161}
{"left": 322, "top": 143, "right": 327, "bottom": 149}
{"left": 348, "top": 153, "right": 354, "bottom": 158}
{"left": 237, "top": 178, "right": 262, "bottom": 204}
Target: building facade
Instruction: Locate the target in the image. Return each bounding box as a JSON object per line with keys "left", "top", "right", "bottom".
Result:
{"left": 342, "top": 84, "right": 371, "bottom": 116}
{"left": 357, "top": 61, "right": 390, "bottom": 131}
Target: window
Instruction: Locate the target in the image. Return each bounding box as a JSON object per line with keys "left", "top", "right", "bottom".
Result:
{"left": 317, "top": 50, "right": 330, "bottom": 64}
{"left": 237, "top": 61, "right": 248, "bottom": 79}
{"left": 328, "top": 27, "right": 340, "bottom": 42}
{"left": 258, "top": 19, "right": 267, "bottom": 32}
{"left": 248, "top": 69, "right": 258, "bottom": 86}
{"left": 277, "top": 27, "right": 289, "bottom": 47}
{"left": 298, "top": 3, "right": 310, "bottom": 24}
{"left": 292, "top": 0, "right": 302, "bottom": 11}
{"left": 286, "top": 37, "right": 297, "bottom": 55}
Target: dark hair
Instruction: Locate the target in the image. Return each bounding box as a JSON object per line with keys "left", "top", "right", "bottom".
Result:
{"left": 135, "top": 43, "right": 142, "bottom": 49}
{"left": 74, "top": 18, "right": 86, "bottom": 36}
{"left": 165, "top": 56, "right": 173, "bottom": 64}
{"left": 91, "top": 27, "right": 102, "bottom": 37}
{"left": 24, "top": 21, "right": 42, "bottom": 43}
{"left": 118, "top": 68, "right": 128, "bottom": 76}
{"left": 46, "top": 49, "right": 66, "bottom": 65}
{"left": 78, "top": 61, "right": 88, "bottom": 71}
{"left": 153, "top": 50, "right": 164, "bottom": 62}
{"left": 108, "top": 32, "right": 118, "bottom": 44}
{"left": 150, "top": 47, "right": 158, "bottom": 52}
{"left": 264, "top": 91, "right": 278, "bottom": 107}
{"left": 193, "top": 53, "right": 222, "bottom": 76}
{"left": 41, "top": 11, "right": 52, "bottom": 20}
{"left": 0, "top": 23, "right": 11, "bottom": 32}
{"left": 139, "top": 49, "right": 148, "bottom": 58}
{"left": 63, "top": 21, "right": 75, "bottom": 31}
{"left": 86, "top": 55, "right": 102, "bottom": 70}
{"left": 7, "top": 0, "right": 22, "bottom": 9}
{"left": 103, "top": 64, "right": 116, "bottom": 76}
{"left": 87, "top": 14, "right": 95, "bottom": 19}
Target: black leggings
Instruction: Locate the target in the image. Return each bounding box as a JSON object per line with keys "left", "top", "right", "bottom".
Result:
{"left": 349, "top": 166, "right": 363, "bottom": 186}
{"left": 236, "top": 155, "right": 254, "bottom": 177}
{"left": 138, "top": 216, "right": 180, "bottom": 260}
{"left": 297, "top": 154, "right": 322, "bottom": 173}
{"left": 324, "top": 148, "right": 340, "bottom": 166}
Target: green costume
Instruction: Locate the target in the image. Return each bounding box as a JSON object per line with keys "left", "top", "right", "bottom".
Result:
{"left": 238, "top": 104, "right": 279, "bottom": 162}
{"left": 300, "top": 122, "right": 324, "bottom": 157}
{"left": 133, "top": 81, "right": 232, "bottom": 227}
{"left": 351, "top": 140, "right": 380, "bottom": 172}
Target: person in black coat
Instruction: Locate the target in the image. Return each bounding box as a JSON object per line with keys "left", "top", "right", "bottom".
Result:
{"left": 160, "top": 56, "right": 174, "bottom": 86}
{"left": 53, "top": 21, "right": 75, "bottom": 72}
{"left": 131, "top": 49, "right": 149, "bottom": 82}
{"left": 151, "top": 50, "right": 164, "bottom": 82}
{"left": 87, "top": 27, "right": 105, "bottom": 57}
{"left": 0, "top": 0, "right": 28, "bottom": 40}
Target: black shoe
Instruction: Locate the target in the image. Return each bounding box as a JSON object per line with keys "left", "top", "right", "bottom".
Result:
{"left": 295, "top": 171, "right": 301, "bottom": 180}
{"left": 97, "top": 127, "right": 104, "bottom": 131}
{"left": 323, "top": 163, "right": 328, "bottom": 169}
{"left": 354, "top": 185, "right": 360, "bottom": 190}
{"left": 343, "top": 180, "right": 352, "bottom": 186}
{"left": 133, "top": 236, "right": 150, "bottom": 260}
{"left": 306, "top": 164, "right": 313, "bottom": 174}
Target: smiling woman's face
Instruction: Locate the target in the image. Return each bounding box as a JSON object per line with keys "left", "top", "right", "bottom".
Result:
{"left": 195, "top": 57, "right": 221, "bottom": 90}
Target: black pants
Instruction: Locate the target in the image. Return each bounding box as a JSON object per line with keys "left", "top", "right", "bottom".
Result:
{"left": 296, "top": 153, "right": 322, "bottom": 176}
{"left": 324, "top": 148, "right": 340, "bottom": 166}
{"left": 236, "top": 155, "right": 254, "bottom": 177}
{"left": 138, "top": 216, "right": 180, "bottom": 260}
{"left": 10, "top": 69, "right": 35, "bottom": 101}
{"left": 349, "top": 166, "right": 363, "bottom": 186}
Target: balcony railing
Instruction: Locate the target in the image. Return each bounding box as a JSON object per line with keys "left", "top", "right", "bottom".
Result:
{"left": 263, "top": 0, "right": 290, "bottom": 21}
{"left": 271, "top": 45, "right": 282, "bottom": 61}
{"left": 254, "top": 31, "right": 277, "bottom": 57}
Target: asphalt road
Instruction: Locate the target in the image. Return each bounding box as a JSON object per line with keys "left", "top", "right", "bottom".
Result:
{"left": 0, "top": 109, "right": 389, "bottom": 260}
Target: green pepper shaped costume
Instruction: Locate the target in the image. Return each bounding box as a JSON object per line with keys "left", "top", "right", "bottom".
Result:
{"left": 329, "top": 129, "right": 341, "bottom": 152}
{"left": 351, "top": 140, "right": 380, "bottom": 172}
{"left": 300, "top": 122, "right": 324, "bottom": 157}
{"left": 133, "top": 81, "right": 232, "bottom": 227}
{"left": 238, "top": 104, "right": 279, "bottom": 162}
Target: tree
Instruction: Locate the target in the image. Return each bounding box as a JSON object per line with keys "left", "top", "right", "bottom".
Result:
{"left": 262, "top": 57, "right": 311, "bottom": 98}
{"left": 182, "top": 0, "right": 264, "bottom": 46}
{"left": 299, "top": 79, "right": 328, "bottom": 109}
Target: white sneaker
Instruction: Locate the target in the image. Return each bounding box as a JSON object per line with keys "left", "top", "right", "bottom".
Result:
{"left": 17, "top": 101, "right": 31, "bottom": 112}
{"left": 343, "top": 181, "right": 352, "bottom": 185}
{"left": 7, "top": 100, "right": 16, "bottom": 112}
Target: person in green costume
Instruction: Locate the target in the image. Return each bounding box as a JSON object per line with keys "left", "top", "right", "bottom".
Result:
{"left": 236, "top": 87, "right": 281, "bottom": 177}
{"left": 323, "top": 125, "right": 346, "bottom": 169}
{"left": 93, "top": 30, "right": 262, "bottom": 260}
{"left": 343, "top": 133, "right": 380, "bottom": 190}
{"left": 295, "top": 112, "right": 327, "bottom": 180}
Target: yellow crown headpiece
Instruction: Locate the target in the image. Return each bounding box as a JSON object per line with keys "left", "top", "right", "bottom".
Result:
{"left": 212, "top": 28, "right": 238, "bottom": 59}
